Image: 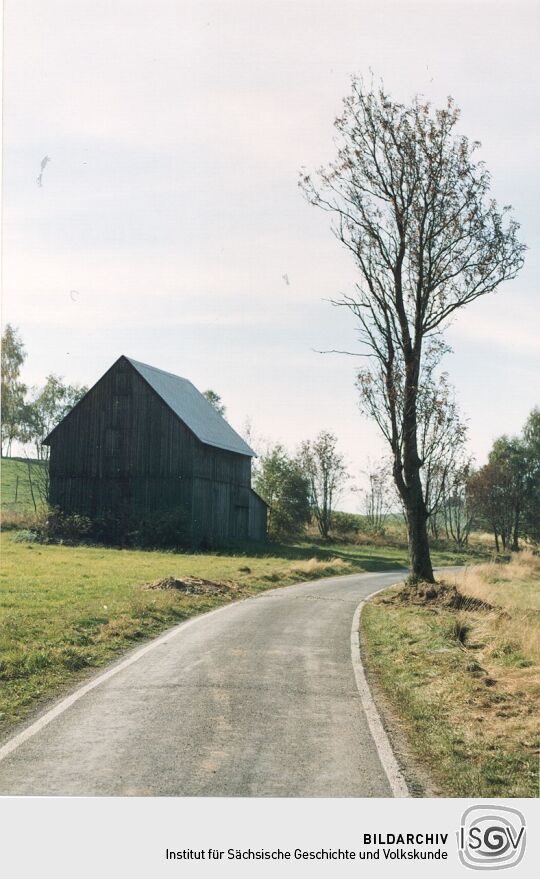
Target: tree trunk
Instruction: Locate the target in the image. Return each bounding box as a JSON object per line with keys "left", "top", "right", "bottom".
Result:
{"left": 494, "top": 529, "right": 499, "bottom": 553}
{"left": 396, "top": 450, "right": 435, "bottom": 582}
{"left": 403, "top": 481, "right": 435, "bottom": 582}
{"left": 511, "top": 502, "right": 520, "bottom": 552}
{"left": 400, "top": 351, "right": 436, "bottom": 584}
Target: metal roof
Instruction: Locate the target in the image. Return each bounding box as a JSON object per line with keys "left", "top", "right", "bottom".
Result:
{"left": 126, "top": 357, "right": 255, "bottom": 457}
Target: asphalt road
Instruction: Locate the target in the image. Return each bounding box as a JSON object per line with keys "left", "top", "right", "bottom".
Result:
{"left": 0, "top": 569, "right": 409, "bottom": 797}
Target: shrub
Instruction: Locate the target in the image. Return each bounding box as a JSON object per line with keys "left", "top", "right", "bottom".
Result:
{"left": 44, "top": 509, "right": 93, "bottom": 542}
{"left": 11, "top": 504, "right": 191, "bottom": 550}
{"left": 126, "top": 509, "right": 190, "bottom": 549}
{"left": 12, "top": 529, "right": 41, "bottom": 543}
{"left": 331, "top": 511, "right": 361, "bottom": 538}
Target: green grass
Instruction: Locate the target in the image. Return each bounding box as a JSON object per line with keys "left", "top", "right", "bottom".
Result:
{"left": 1, "top": 457, "right": 46, "bottom": 514}
{"left": 0, "top": 530, "right": 481, "bottom": 738}
{"left": 361, "top": 556, "right": 540, "bottom": 798}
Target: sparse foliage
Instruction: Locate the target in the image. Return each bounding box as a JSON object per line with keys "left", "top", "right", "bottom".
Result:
{"left": 416, "top": 344, "right": 468, "bottom": 527}
{"left": 301, "top": 78, "right": 525, "bottom": 580}
{"left": 299, "top": 431, "right": 348, "bottom": 539}
{"left": 24, "top": 456, "right": 50, "bottom": 511}
{"left": 361, "top": 461, "right": 392, "bottom": 532}
{"left": 203, "top": 389, "right": 226, "bottom": 417}
{"left": 1, "top": 325, "right": 27, "bottom": 456}
{"left": 21, "top": 375, "right": 88, "bottom": 461}
{"left": 440, "top": 460, "right": 474, "bottom": 548}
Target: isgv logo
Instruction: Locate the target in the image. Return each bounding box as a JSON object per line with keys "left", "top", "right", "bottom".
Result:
{"left": 457, "top": 805, "right": 526, "bottom": 870}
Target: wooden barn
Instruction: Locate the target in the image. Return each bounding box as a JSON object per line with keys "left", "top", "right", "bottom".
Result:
{"left": 44, "top": 356, "right": 267, "bottom": 545}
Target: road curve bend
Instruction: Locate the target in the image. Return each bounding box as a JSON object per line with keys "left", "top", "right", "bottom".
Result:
{"left": 0, "top": 569, "right": 409, "bottom": 797}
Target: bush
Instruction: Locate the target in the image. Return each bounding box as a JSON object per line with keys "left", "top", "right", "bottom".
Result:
{"left": 45, "top": 509, "right": 93, "bottom": 542}
{"left": 12, "top": 529, "right": 41, "bottom": 543}
{"left": 331, "top": 511, "right": 361, "bottom": 538}
{"left": 12, "top": 504, "right": 191, "bottom": 550}
{"left": 90, "top": 511, "right": 122, "bottom": 544}
{"left": 126, "top": 509, "right": 190, "bottom": 549}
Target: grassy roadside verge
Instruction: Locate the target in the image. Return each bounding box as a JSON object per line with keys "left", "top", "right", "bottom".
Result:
{"left": 0, "top": 531, "right": 480, "bottom": 738}
{"left": 361, "top": 553, "right": 540, "bottom": 797}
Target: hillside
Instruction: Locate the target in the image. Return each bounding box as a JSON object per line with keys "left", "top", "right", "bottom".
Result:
{"left": 1, "top": 458, "right": 47, "bottom": 515}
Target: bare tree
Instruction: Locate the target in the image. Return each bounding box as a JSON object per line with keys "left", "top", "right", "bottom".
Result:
{"left": 414, "top": 341, "right": 468, "bottom": 534}
{"left": 299, "top": 431, "right": 348, "bottom": 538}
{"left": 301, "top": 79, "right": 524, "bottom": 581}
{"left": 24, "top": 456, "right": 50, "bottom": 511}
{"left": 440, "top": 460, "right": 474, "bottom": 548}
{"left": 361, "top": 461, "right": 392, "bottom": 532}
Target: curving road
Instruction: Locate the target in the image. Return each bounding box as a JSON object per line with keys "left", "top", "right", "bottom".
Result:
{"left": 0, "top": 569, "right": 410, "bottom": 797}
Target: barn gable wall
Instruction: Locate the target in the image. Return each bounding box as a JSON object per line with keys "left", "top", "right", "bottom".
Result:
{"left": 47, "top": 357, "right": 265, "bottom": 544}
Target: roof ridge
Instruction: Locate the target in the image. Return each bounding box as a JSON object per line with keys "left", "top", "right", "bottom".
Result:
{"left": 125, "top": 356, "right": 255, "bottom": 457}
{"left": 125, "top": 356, "right": 192, "bottom": 385}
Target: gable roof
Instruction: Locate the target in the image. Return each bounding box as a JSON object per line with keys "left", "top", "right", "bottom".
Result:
{"left": 44, "top": 356, "right": 256, "bottom": 457}
{"left": 126, "top": 357, "right": 255, "bottom": 457}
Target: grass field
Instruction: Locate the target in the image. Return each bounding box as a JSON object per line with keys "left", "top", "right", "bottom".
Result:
{"left": 361, "top": 552, "right": 540, "bottom": 797}
{"left": 1, "top": 457, "right": 47, "bottom": 520}
{"left": 0, "top": 527, "right": 482, "bottom": 738}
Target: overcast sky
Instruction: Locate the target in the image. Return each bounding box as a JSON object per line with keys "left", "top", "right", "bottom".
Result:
{"left": 3, "top": 0, "right": 539, "bottom": 509}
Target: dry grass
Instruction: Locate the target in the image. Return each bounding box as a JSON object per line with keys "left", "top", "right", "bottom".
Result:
{"left": 362, "top": 551, "right": 540, "bottom": 797}
{"left": 285, "top": 556, "right": 352, "bottom": 577}
{"left": 455, "top": 550, "right": 540, "bottom": 610}
{"left": 452, "top": 551, "right": 540, "bottom": 663}
{"left": 0, "top": 508, "right": 48, "bottom": 531}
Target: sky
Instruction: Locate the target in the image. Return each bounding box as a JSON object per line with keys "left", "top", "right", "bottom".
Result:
{"left": 2, "top": 0, "right": 539, "bottom": 510}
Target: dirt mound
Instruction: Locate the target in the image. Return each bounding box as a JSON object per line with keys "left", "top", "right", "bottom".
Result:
{"left": 383, "top": 580, "right": 495, "bottom": 611}
{"left": 143, "top": 576, "right": 236, "bottom": 595}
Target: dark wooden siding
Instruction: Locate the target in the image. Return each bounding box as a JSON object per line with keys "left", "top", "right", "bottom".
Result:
{"left": 49, "top": 360, "right": 196, "bottom": 481}
{"left": 47, "top": 357, "right": 266, "bottom": 544}
{"left": 248, "top": 491, "right": 267, "bottom": 542}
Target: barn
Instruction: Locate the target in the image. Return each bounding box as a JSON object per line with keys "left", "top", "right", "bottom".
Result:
{"left": 44, "top": 355, "right": 267, "bottom": 545}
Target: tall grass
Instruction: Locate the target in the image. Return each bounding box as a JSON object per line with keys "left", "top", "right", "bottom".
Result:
{"left": 452, "top": 551, "right": 540, "bottom": 662}
{"left": 362, "top": 550, "right": 540, "bottom": 797}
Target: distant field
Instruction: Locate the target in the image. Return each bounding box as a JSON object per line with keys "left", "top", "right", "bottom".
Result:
{"left": 362, "top": 552, "right": 540, "bottom": 797}
{"left": 1, "top": 457, "right": 46, "bottom": 514}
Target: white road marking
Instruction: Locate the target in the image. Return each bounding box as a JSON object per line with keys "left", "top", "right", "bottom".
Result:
{"left": 0, "top": 602, "right": 236, "bottom": 764}
{"left": 1, "top": 567, "right": 421, "bottom": 791}
{"left": 350, "top": 586, "right": 410, "bottom": 798}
